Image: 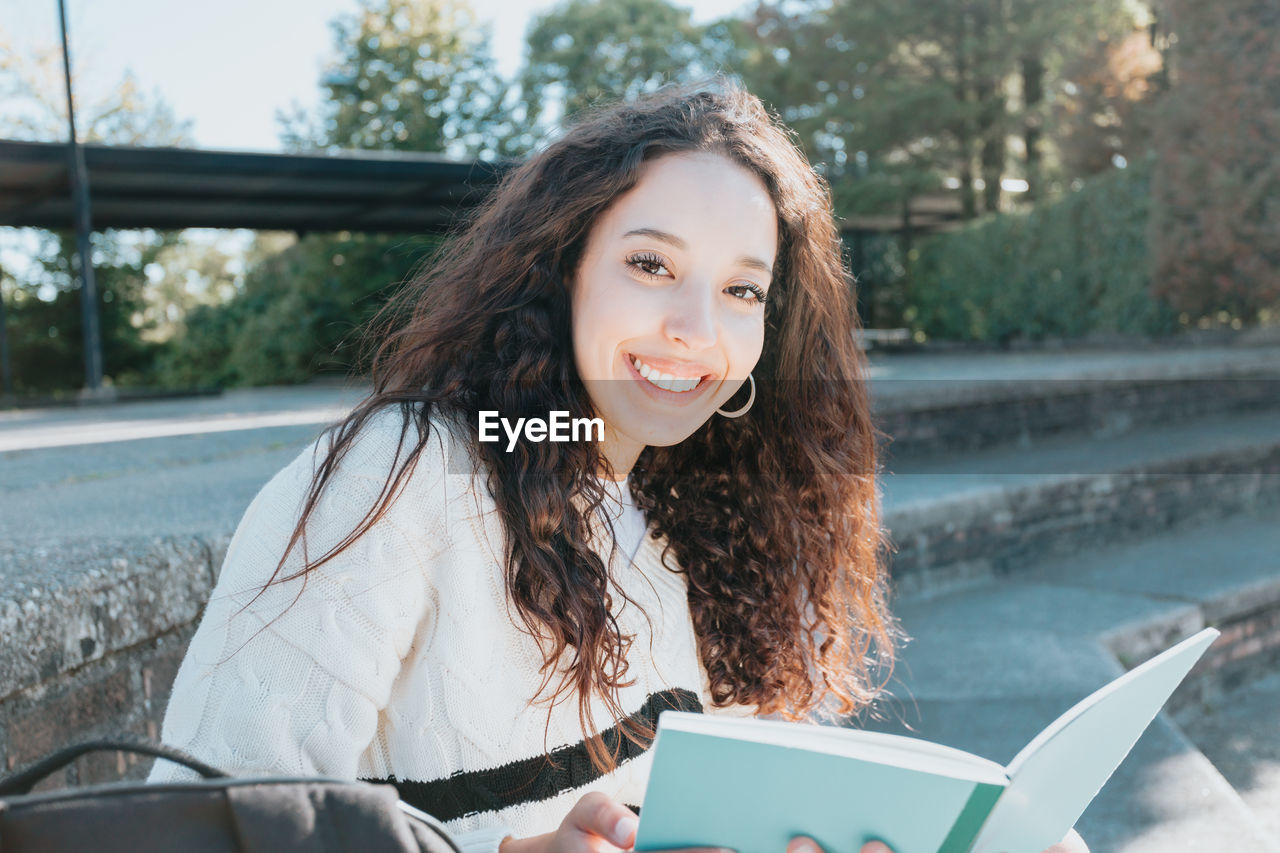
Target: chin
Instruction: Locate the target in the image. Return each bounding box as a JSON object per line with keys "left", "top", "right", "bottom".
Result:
{"left": 621, "top": 413, "right": 714, "bottom": 448}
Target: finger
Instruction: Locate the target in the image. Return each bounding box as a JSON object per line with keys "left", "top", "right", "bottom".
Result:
{"left": 565, "top": 791, "right": 637, "bottom": 848}
{"left": 1039, "top": 833, "right": 1087, "bottom": 853}
{"left": 1057, "top": 828, "right": 1090, "bottom": 853}
{"left": 859, "top": 843, "right": 894, "bottom": 853}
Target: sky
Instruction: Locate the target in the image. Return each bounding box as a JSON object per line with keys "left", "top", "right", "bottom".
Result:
{"left": 2, "top": 0, "right": 756, "bottom": 152}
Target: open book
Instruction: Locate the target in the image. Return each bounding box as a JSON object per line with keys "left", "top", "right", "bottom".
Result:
{"left": 635, "top": 628, "right": 1218, "bottom": 853}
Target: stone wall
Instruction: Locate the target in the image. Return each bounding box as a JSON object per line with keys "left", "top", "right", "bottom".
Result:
{"left": 0, "top": 536, "right": 225, "bottom": 790}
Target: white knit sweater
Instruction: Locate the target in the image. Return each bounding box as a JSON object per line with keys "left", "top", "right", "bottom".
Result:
{"left": 149, "top": 405, "right": 750, "bottom": 851}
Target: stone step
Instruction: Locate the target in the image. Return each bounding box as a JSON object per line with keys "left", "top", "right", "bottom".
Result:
{"left": 870, "top": 345, "right": 1280, "bottom": 459}
{"left": 863, "top": 506, "right": 1280, "bottom": 851}
{"left": 881, "top": 408, "right": 1280, "bottom": 596}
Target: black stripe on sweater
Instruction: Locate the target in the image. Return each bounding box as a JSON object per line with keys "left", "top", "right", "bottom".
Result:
{"left": 361, "top": 687, "right": 702, "bottom": 822}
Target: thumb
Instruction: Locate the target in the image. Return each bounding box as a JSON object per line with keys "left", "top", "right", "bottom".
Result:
{"left": 566, "top": 791, "right": 638, "bottom": 848}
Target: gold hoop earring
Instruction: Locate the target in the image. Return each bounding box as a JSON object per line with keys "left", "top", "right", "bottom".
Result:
{"left": 716, "top": 373, "right": 755, "bottom": 418}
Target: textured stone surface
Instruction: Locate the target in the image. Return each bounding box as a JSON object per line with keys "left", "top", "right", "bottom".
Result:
{"left": 883, "top": 415, "right": 1280, "bottom": 596}
{"left": 0, "top": 626, "right": 195, "bottom": 789}
{"left": 876, "top": 372, "right": 1280, "bottom": 459}
{"left": 0, "top": 535, "right": 214, "bottom": 697}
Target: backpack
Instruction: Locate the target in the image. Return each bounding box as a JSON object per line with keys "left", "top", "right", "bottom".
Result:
{"left": 0, "top": 737, "right": 461, "bottom": 852}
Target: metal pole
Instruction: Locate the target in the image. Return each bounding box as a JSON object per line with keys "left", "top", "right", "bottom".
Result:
{"left": 0, "top": 277, "right": 13, "bottom": 398}
{"left": 57, "top": 0, "right": 105, "bottom": 395}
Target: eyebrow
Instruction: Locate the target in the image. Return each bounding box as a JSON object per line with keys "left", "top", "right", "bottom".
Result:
{"left": 622, "top": 227, "right": 774, "bottom": 277}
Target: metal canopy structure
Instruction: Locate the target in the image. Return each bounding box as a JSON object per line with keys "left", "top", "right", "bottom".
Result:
{"left": 0, "top": 139, "right": 515, "bottom": 234}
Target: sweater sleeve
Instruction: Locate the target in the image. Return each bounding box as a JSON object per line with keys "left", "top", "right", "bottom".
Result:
{"left": 149, "top": 410, "right": 452, "bottom": 784}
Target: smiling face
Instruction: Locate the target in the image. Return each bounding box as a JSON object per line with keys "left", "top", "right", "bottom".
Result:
{"left": 570, "top": 151, "right": 779, "bottom": 478}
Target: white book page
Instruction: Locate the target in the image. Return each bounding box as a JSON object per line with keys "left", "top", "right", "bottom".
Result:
{"left": 970, "top": 628, "right": 1219, "bottom": 853}
{"left": 660, "top": 712, "right": 1009, "bottom": 785}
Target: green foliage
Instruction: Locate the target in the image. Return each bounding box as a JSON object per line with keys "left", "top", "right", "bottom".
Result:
{"left": 519, "top": 0, "right": 733, "bottom": 128}
{"left": 2, "top": 231, "right": 168, "bottom": 393}
{"left": 154, "top": 232, "right": 442, "bottom": 387}
{"left": 906, "top": 155, "right": 1178, "bottom": 342}
{"left": 727, "top": 0, "right": 1149, "bottom": 226}
{"left": 278, "top": 0, "right": 517, "bottom": 158}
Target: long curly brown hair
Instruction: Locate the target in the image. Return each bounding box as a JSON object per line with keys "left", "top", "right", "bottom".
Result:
{"left": 253, "top": 77, "right": 897, "bottom": 771}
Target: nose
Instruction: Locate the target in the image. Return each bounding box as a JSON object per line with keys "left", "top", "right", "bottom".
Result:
{"left": 663, "top": 281, "right": 717, "bottom": 350}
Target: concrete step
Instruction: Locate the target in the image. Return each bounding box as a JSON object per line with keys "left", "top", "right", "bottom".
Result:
{"left": 864, "top": 507, "right": 1280, "bottom": 852}
{"left": 870, "top": 345, "right": 1280, "bottom": 458}
{"left": 881, "top": 408, "right": 1280, "bottom": 596}
{"left": 1176, "top": 670, "right": 1280, "bottom": 842}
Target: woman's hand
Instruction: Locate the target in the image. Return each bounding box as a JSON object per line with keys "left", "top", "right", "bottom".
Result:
{"left": 1042, "top": 828, "right": 1090, "bottom": 853}
{"left": 785, "top": 828, "right": 1089, "bottom": 853}
{"left": 786, "top": 840, "right": 889, "bottom": 853}
{"left": 496, "top": 794, "right": 894, "bottom": 853}
{"left": 498, "top": 791, "right": 727, "bottom": 853}
{"left": 498, "top": 792, "right": 1088, "bottom": 853}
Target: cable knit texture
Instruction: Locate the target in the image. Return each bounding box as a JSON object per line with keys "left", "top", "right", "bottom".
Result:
{"left": 149, "top": 405, "right": 752, "bottom": 850}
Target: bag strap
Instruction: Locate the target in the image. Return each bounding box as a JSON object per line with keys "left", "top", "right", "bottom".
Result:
{"left": 0, "top": 737, "right": 230, "bottom": 796}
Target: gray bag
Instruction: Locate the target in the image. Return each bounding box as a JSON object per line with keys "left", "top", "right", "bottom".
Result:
{"left": 0, "top": 738, "right": 460, "bottom": 852}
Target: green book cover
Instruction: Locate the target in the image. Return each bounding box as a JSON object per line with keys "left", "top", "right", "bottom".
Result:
{"left": 635, "top": 628, "right": 1218, "bottom": 853}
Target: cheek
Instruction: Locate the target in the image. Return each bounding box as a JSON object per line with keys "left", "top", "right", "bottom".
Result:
{"left": 726, "top": 313, "right": 766, "bottom": 371}
{"left": 571, "top": 269, "right": 643, "bottom": 376}
{"left": 578, "top": 273, "right": 654, "bottom": 343}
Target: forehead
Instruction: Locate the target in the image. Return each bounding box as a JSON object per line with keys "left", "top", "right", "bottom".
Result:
{"left": 595, "top": 152, "right": 779, "bottom": 258}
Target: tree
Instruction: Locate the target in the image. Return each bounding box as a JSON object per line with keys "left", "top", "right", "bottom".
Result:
{"left": 4, "top": 230, "right": 176, "bottom": 393}
{"left": 518, "top": 0, "right": 736, "bottom": 132}
{"left": 728, "top": 0, "right": 1150, "bottom": 223}
{"left": 278, "top": 0, "right": 517, "bottom": 158}
{"left": 1148, "top": 0, "right": 1280, "bottom": 323}
{"left": 1044, "top": 14, "right": 1165, "bottom": 185}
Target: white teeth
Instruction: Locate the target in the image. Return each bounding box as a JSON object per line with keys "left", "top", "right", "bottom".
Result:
{"left": 630, "top": 356, "right": 702, "bottom": 393}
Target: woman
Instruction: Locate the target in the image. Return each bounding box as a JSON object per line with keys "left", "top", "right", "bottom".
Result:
{"left": 150, "top": 78, "right": 1086, "bottom": 853}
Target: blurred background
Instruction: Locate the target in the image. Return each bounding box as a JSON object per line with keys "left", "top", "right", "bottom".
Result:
{"left": 2, "top": 0, "right": 1276, "bottom": 401}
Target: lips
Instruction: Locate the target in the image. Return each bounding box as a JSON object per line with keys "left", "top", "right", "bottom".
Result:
{"left": 621, "top": 353, "right": 719, "bottom": 403}
{"left": 628, "top": 354, "right": 715, "bottom": 393}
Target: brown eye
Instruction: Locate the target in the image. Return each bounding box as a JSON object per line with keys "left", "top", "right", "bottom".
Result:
{"left": 626, "top": 252, "right": 670, "bottom": 279}
{"left": 726, "top": 283, "right": 768, "bottom": 305}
